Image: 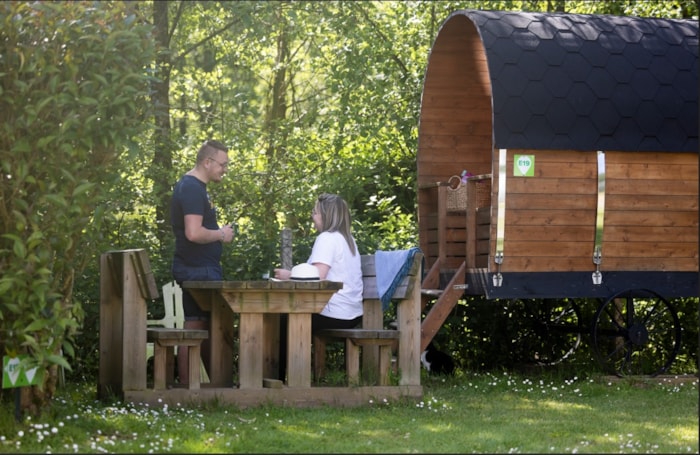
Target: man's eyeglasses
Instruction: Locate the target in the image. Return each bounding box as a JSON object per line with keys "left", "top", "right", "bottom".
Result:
{"left": 208, "top": 157, "right": 229, "bottom": 169}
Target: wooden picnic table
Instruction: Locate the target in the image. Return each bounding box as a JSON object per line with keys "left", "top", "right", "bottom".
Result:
{"left": 182, "top": 279, "right": 343, "bottom": 389}
{"left": 100, "top": 249, "right": 423, "bottom": 408}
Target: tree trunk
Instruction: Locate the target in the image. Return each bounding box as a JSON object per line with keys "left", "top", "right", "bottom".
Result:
{"left": 152, "top": 0, "right": 174, "bottom": 257}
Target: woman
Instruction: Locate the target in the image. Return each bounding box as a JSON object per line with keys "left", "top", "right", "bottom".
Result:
{"left": 274, "top": 193, "right": 363, "bottom": 332}
{"left": 273, "top": 193, "right": 363, "bottom": 381}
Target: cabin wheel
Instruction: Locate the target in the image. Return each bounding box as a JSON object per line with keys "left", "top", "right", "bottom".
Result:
{"left": 510, "top": 298, "right": 582, "bottom": 366}
{"left": 592, "top": 289, "right": 681, "bottom": 377}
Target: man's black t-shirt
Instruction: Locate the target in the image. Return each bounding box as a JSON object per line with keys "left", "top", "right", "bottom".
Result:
{"left": 170, "top": 174, "right": 222, "bottom": 268}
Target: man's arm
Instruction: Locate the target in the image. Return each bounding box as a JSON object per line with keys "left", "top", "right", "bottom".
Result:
{"left": 184, "top": 214, "right": 232, "bottom": 243}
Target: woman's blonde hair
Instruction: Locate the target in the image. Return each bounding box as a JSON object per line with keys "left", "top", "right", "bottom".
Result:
{"left": 315, "top": 193, "right": 357, "bottom": 255}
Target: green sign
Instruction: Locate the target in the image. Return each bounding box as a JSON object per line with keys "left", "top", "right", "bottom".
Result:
{"left": 3, "top": 355, "right": 40, "bottom": 388}
{"left": 514, "top": 154, "right": 535, "bottom": 177}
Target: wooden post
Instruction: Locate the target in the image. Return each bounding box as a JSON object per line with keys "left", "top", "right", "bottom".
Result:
{"left": 465, "top": 179, "right": 477, "bottom": 268}
{"left": 437, "top": 185, "right": 448, "bottom": 264}
{"left": 281, "top": 227, "right": 292, "bottom": 269}
{"left": 361, "top": 299, "right": 382, "bottom": 383}
{"left": 98, "top": 249, "right": 156, "bottom": 398}
{"left": 262, "top": 228, "right": 293, "bottom": 381}
{"left": 398, "top": 256, "right": 423, "bottom": 386}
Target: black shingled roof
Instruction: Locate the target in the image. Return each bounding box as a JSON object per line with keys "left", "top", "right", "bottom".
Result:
{"left": 452, "top": 9, "right": 698, "bottom": 152}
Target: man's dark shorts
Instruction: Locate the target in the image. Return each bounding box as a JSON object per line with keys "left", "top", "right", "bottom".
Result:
{"left": 172, "top": 263, "right": 223, "bottom": 321}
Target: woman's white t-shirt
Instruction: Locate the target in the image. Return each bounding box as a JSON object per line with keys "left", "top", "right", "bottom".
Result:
{"left": 307, "top": 231, "right": 363, "bottom": 319}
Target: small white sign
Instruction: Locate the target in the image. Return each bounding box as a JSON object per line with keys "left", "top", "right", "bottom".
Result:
{"left": 514, "top": 154, "right": 535, "bottom": 177}
{"left": 3, "top": 355, "right": 40, "bottom": 388}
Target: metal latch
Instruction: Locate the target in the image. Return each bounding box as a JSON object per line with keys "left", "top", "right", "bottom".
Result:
{"left": 493, "top": 251, "right": 503, "bottom": 287}
{"left": 592, "top": 246, "right": 602, "bottom": 285}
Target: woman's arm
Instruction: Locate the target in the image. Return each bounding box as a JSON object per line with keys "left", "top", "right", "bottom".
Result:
{"left": 311, "top": 262, "right": 330, "bottom": 280}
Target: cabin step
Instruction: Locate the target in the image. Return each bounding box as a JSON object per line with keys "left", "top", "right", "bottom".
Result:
{"left": 421, "top": 288, "right": 444, "bottom": 298}
{"left": 420, "top": 288, "right": 444, "bottom": 313}
{"left": 421, "top": 261, "right": 467, "bottom": 352}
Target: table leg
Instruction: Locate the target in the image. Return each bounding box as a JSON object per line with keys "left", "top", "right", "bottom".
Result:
{"left": 238, "top": 313, "right": 264, "bottom": 389}
{"left": 187, "top": 289, "right": 235, "bottom": 387}
{"left": 286, "top": 313, "right": 311, "bottom": 388}
{"left": 208, "top": 292, "right": 235, "bottom": 387}
{"left": 263, "top": 313, "right": 280, "bottom": 380}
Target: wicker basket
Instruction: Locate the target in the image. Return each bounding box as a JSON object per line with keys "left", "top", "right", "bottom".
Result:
{"left": 446, "top": 175, "right": 467, "bottom": 211}
{"left": 446, "top": 175, "right": 491, "bottom": 211}
{"left": 472, "top": 178, "right": 491, "bottom": 209}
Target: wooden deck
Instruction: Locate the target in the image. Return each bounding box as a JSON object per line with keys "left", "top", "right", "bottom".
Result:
{"left": 124, "top": 384, "right": 423, "bottom": 409}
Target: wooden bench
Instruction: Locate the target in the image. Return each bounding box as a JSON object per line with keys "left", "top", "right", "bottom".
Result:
{"left": 147, "top": 327, "right": 208, "bottom": 390}
{"left": 313, "top": 252, "right": 423, "bottom": 386}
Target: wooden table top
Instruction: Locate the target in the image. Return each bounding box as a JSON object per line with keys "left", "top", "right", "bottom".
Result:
{"left": 183, "top": 279, "right": 343, "bottom": 291}
{"left": 182, "top": 280, "right": 343, "bottom": 313}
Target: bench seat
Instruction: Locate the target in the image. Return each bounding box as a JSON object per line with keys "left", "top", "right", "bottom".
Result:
{"left": 314, "top": 329, "right": 399, "bottom": 385}
{"left": 314, "top": 252, "right": 422, "bottom": 386}
{"left": 147, "top": 328, "right": 208, "bottom": 390}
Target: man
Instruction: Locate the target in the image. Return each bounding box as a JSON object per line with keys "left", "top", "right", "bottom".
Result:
{"left": 170, "top": 139, "right": 234, "bottom": 386}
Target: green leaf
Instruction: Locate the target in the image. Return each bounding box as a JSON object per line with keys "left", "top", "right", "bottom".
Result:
{"left": 48, "top": 354, "right": 72, "bottom": 371}
{"left": 0, "top": 278, "right": 18, "bottom": 296}
{"left": 43, "top": 194, "right": 69, "bottom": 208}
{"left": 12, "top": 239, "right": 26, "bottom": 259}
{"left": 72, "top": 182, "right": 95, "bottom": 197}
{"left": 25, "top": 313, "right": 53, "bottom": 332}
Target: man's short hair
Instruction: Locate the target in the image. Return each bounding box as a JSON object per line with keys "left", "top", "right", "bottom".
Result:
{"left": 197, "top": 139, "right": 229, "bottom": 162}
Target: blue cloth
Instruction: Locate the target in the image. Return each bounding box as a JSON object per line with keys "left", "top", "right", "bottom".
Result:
{"left": 375, "top": 247, "right": 422, "bottom": 311}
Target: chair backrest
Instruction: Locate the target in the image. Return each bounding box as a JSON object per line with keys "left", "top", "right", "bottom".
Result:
{"left": 360, "top": 252, "right": 423, "bottom": 330}
{"left": 360, "top": 253, "right": 422, "bottom": 301}
{"left": 147, "top": 281, "right": 185, "bottom": 329}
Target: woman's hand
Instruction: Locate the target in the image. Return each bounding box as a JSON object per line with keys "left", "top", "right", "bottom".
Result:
{"left": 273, "top": 268, "right": 291, "bottom": 280}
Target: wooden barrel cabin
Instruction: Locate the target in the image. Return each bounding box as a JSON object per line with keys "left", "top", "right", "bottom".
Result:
{"left": 416, "top": 10, "right": 698, "bottom": 375}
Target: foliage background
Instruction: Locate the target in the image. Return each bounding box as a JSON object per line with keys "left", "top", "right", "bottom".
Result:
{"left": 0, "top": 1, "right": 697, "bottom": 401}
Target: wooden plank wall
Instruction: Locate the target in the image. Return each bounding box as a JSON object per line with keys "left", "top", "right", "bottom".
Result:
{"left": 417, "top": 15, "right": 493, "bottom": 272}
{"left": 490, "top": 149, "right": 698, "bottom": 273}
{"left": 603, "top": 151, "right": 698, "bottom": 272}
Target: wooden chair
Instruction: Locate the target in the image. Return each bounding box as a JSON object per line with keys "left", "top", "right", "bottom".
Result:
{"left": 146, "top": 281, "right": 184, "bottom": 364}
{"left": 148, "top": 281, "right": 185, "bottom": 329}
{"left": 314, "top": 252, "right": 423, "bottom": 386}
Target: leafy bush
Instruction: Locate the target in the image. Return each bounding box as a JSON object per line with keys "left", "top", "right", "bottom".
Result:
{"left": 0, "top": 1, "right": 155, "bottom": 407}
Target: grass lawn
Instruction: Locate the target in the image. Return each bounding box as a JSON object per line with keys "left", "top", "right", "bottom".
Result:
{"left": 0, "top": 371, "right": 697, "bottom": 453}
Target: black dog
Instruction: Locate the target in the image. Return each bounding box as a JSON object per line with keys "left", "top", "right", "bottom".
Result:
{"left": 420, "top": 342, "right": 455, "bottom": 375}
